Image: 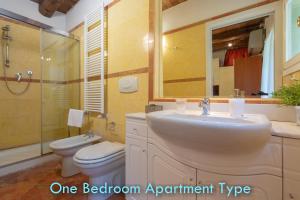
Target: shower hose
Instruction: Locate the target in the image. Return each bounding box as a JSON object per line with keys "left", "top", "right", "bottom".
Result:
{"left": 1, "top": 38, "right": 32, "bottom": 95}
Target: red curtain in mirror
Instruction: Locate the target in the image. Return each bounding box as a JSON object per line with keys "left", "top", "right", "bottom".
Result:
{"left": 224, "top": 48, "right": 249, "bottom": 66}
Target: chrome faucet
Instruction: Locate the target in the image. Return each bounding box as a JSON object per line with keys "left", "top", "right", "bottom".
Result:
{"left": 84, "top": 130, "right": 95, "bottom": 139}
{"left": 199, "top": 97, "right": 210, "bottom": 115}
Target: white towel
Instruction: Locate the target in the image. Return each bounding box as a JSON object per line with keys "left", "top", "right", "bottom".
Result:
{"left": 68, "top": 109, "right": 84, "bottom": 128}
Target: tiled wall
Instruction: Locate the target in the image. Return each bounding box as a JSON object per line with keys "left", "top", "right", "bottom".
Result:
{"left": 0, "top": 18, "right": 41, "bottom": 150}
{"left": 163, "top": 23, "right": 206, "bottom": 97}
{"left": 0, "top": 17, "right": 80, "bottom": 150}
{"left": 71, "top": 0, "right": 149, "bottom": 143}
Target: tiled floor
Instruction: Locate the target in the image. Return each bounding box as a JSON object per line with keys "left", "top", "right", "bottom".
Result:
{"left": 0, "top": 161, "right": 125, "bottom": 200}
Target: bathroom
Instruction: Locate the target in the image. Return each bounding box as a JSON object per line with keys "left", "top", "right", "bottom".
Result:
{"left": 0, "top": 0, "right": 299, "bottom": 199}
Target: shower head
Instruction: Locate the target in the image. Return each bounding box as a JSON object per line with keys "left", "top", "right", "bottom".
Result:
{"left": 2, "top": 25, "right": 10, "bottom": 31}
{"left": 2, "top": 25, "right": 12, "bottom": 41}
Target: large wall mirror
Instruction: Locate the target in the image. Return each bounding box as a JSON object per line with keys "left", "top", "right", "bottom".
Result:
{"left": 284, "top": 0, "right": 300, "bottom": 74}
{"left": 154, "top": 0, "right": 283, "bottom": 99}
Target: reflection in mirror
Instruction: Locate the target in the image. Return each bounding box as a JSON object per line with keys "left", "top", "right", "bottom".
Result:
{"left": 158, "top": 0, "right": 282, "bottom": 99}
{"left": 213, "top": 16, "right": 274, "bottom": 97}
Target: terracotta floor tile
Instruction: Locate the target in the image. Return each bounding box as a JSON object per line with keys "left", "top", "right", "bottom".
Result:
{"left": 0, "top": 161, "right": 125, "bottom": 200}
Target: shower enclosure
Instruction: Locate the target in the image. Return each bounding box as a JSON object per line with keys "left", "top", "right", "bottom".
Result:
{"left": 0, "top": 16, "right": 80, "bottom": 167}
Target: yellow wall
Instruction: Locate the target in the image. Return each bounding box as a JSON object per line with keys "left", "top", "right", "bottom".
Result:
{"left": 71, "top": 0, "right": 149, "bottom": 143}
{"left": 0, "top": 18, "right": 41, "bottom": 150}
{"left": 163, "top": 23, "right": 206, "bottom": 97}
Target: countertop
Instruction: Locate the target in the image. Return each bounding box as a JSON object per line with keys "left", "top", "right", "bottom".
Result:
{"left": 126, "top": 113, "right": 146, "bottom": 120}
{"left": 271, "top": 121, "right": 300, "bottom": 139}
{"left": 126, "top": 113, "right": 300, "bottom": 139}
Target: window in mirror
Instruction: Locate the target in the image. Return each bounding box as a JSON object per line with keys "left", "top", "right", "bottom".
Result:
{"left": 286, "top": 0, "right": 300, "bottom": 61}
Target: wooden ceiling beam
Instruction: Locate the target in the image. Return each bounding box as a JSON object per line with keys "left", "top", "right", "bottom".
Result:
{"left": 213, "top": 33, "right": 250, "bottom": 45}
{"left": 38, "top": 0, "right": 64, "bottom": 17}
{"left": 57, "top": 0, "right": 79, "bottom": 13}
{"left": 162, "top": 0, "right": 188, "bottom": 11}
{"left": 213, "top": 39, "right": 249, "bottom": 52}
{"left": 31, "top": 0, "right": 79, "bottom": 17}
{"left": 212, "top": 17, "right": 265, "bottom": 35}
{"left": 213, "top": 25, "right": 261, "bottom": 40}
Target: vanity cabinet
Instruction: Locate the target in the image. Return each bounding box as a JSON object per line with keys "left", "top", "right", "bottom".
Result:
{"left": 126, "top": 116, "right": 300, "bottom": 200}
{"left": 283, "top": 138, "right": 300, "bottom": 200}
{"left": 126, "top": 118, "right": 148, "bottom": 200}
{"left": 148, "top": 143, "right": 197, "bottom": 200}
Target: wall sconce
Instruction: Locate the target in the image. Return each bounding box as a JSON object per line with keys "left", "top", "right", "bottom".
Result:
{"left": 298, "top": 16, "right": 300, "bottom": 27}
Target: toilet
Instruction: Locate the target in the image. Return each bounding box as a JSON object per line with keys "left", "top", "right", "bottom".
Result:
{"left": 50, "top": 134, "right": 102, "bottom": 177}
{"left": 73, "top": 141, "right": 125, "bottom": 200}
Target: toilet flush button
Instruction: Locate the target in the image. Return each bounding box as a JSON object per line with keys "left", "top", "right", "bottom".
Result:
{"left": 119, "top": 76, "right": 138, "bottom": 93}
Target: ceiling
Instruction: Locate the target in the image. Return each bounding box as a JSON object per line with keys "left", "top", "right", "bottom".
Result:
{"left": 31, "top": 0, "right": 79, "bottom": 17}
{"left": 162, "top": 0, "right": 188, "bottom": 11}
{"left": 212, "top": 17, "right": 266, "bottom": 52}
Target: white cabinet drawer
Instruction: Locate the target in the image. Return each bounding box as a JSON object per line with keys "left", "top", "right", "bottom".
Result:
{"left": 126, "top": 121, "right": 147, "bottom": 138}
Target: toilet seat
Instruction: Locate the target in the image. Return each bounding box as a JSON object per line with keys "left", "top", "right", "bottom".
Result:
{"left": 74, "top": 141, "right": 125, "bottom": 165}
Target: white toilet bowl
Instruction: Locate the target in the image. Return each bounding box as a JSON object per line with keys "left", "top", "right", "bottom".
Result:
{"left": 73, "top": 141, "right": 125, "bottom": 200}
{"left": 50, "top": 134, "right": 102, "bottom": 177}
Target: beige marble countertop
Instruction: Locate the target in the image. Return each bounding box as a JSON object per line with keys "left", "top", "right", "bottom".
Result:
{"left": 126, "top": 113, "right": 300, "bottom": 139}
{"left": 126, "top": 113, "right": 146, "bottom": 120}
{"left": 271, "top": 121, "right": 300, "bottom": 139}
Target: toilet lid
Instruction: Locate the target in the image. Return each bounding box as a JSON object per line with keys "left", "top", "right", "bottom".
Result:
{"left": 74, "top": 141, "right": 125, "bottom": 161}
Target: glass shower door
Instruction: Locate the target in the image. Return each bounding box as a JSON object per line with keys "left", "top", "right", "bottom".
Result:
{"left": 40, "top": 30, "right": 80, "bottom": 154}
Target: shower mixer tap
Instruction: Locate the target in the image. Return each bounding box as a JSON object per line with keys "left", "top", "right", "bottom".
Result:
{"left": 16, "top": 73, "right": 22, "bottom": 82}
{"left": 15, "top": 71, "right": 33, "bottom": 82}
{"left": 2, "top": 25, "right": 33, "bottom": 95}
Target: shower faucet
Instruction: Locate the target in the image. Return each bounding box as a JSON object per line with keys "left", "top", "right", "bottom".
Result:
{"left": 15, "top": 71, "right": 33, "bottom": 82}
{"left": 16, "top": 73, "right": 22, "bottom": 82}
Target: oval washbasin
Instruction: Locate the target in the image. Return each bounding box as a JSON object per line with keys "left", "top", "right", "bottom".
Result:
{"left": 147, "top": 110, "right": 272, "bottom": 154}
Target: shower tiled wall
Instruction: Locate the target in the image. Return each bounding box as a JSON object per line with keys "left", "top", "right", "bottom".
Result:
{"left": 0, "top": 17, "right": 41, "bottom": 150}
{"left": 0, "top": 17, "right": 80, "bottom": 151}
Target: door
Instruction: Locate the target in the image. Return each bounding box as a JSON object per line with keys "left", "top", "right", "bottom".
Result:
{"left": 234, "top": 55, "right": 263, "bottom": 96}
{"left": 197, "top": 169, "right": 282, "bottom": 200}
{"left": 148, "top": 144, "right": 197, "bottom": 200}
{"left": 126, "top": 137, "right": 148, "bottom": 200}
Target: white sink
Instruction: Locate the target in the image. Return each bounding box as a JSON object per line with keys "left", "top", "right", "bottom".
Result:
{"left": 147, "top": 110, "right": 272, "bottom": 153}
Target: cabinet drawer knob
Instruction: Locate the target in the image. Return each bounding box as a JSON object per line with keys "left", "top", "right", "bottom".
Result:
{"left": 142, "top": 149, "right": 146, "bottom": 153}
{"left": 289, "top": 193, "right": 294, "bottom": 199}
{"left": 189, "top": 178, "right": 193, "bottom": 182}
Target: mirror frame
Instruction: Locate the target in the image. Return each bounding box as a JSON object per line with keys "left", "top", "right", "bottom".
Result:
{"left": 149, "top": 0, "right": 283, "bottom": 104}
{"left": 283, "top": 0, "right": 300, "bottom": 76}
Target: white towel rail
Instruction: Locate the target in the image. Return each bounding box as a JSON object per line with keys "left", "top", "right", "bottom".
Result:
{"left": 84, "top": 2, "right": 105, "bottom": 114}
